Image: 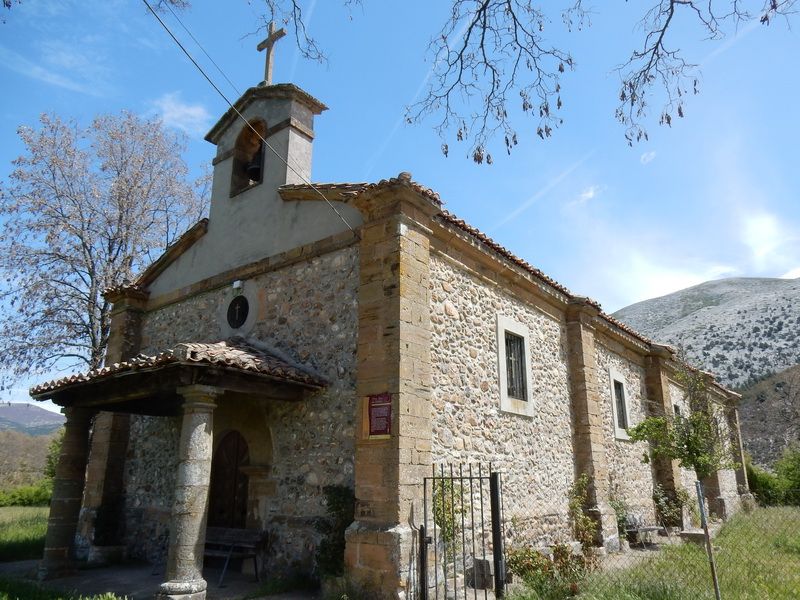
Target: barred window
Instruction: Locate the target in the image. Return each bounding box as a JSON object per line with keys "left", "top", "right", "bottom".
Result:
{"left": 505, "top": 331, "right": 528, "bottom": 401}
{"left": 497, "top": 315, "right": 534, "bottom": 417}
{"left": 608, "top": 368, "right": 631, "bottom": 440}
{"left": 613, "top": 380, "right": 628, "bottom": 430}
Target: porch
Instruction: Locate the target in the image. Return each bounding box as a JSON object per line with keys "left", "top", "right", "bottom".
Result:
{"left": 30, "top": 338, "right": 327, "bottom": 600}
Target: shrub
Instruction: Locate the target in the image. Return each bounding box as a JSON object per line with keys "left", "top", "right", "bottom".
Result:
{"left": 315, "top": 485, "right": 355, "bottom": 578}
{"left": 775, "top": 445, "right": 800, "bottom": 504}
{"left": 0, "top": 480, "right": 52, "bottom": 508}
{"left": 608, "top": 497, "right": 629, "bottom": 538}
{"left": 747, "top": 461, "right": 784, "bottom": 506}
{"left": 507, "top": 544, "right": 585, "bottom": 599}
{"left": 652, "top": 483, "right": 689, "bottom": 527}
{"left": 568, "top": 474, "right": 597, "bottom": 556}
{"left": 747, "top": 446, "right": 800, "bottom": 507}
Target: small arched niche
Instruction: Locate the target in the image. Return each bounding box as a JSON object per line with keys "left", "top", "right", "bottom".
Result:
{"left": 230, "top": 120, "right": 267, "bottom": 197}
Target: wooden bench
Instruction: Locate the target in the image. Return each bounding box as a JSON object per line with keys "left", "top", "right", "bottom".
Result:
{"left": 204, "top": 526, "right": 266, "bottom": 587}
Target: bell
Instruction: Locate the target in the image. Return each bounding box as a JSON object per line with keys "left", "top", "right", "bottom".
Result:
{"left": 246, "top": 145, "right": 263, "bottom": 182}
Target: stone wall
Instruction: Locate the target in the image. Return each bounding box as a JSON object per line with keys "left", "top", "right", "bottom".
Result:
{"left": 123, "top": 246, "right": 359, "bottom": 574}
{"left": 428, "top": 254, "right": 574, "bottom": 547}
{"left": 595, "top": 342, "right": 656, "bottom": 522}
{"left": 123, "top": 416, "right": 180, "bottom": 562}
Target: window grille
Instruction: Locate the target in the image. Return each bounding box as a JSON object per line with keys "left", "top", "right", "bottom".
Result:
{"left": 505, "top": 331, "right": 527, "bottom": 401}
{"left": 613, "top": 379, "right": 628, "bottom": 430}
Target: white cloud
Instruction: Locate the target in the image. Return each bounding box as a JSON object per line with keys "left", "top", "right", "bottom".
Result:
{"left": 739, "top": 211, "right": 800, "bottom": 273}
{"left": 151, "top": 92, "right": 212, "bottom": 136}
{"left": 640, "top": 151, "right": 657, "bottom": 165}
{"left": 0, "top": 44, "right": 104, "bottom": 96}
{"left": 781, "top": 267, "right": 800, "bottom": 279}
{"left": 611, "top": 254, "right": 738, "bottom": 308}
{"left": 493, "top": 150, "right": 595, "bottom": 230}
{"left": 576, "top": 184, "right": 604, "bottom": 204}
{"left": 741, "top": 212, "right": 783, "bottom": 263}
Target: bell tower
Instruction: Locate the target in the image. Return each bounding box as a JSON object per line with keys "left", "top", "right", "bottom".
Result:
{"left": 145, "top": 26, "right": 362, "bottom": 297}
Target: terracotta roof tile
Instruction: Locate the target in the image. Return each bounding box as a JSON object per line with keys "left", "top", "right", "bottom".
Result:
{"left": 280, "top": 173, "right": 442, "bottom": 206}
{"left": 30, "top": 337, "right": 327, "bottom": 397}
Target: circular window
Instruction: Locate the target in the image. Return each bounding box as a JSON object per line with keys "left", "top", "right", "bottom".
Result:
{"left": 226, "top": 296, "right": 249, "bottom": 329}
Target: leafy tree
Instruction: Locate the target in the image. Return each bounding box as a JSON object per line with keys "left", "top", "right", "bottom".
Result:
{"left": 628, "top": 359, "right": 736, "bottom": 480}
{"left": 166, "top": 0, "right": 793, "bottom": 162}
{"left": 43, "top": 428, "right": 64, "bottom": 481}
{"left": 0, "top": 112, "right": 206, "bottom": 383}
{"left": 775, "top": 444, "right": 800, "bottom": 505}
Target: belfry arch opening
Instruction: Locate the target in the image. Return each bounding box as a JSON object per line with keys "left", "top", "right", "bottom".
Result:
{"left": 230, "top": 120, "right": 266, "bottom": 197}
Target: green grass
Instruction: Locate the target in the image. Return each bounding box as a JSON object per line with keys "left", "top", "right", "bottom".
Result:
{"left": 0, "top": 578, "right": 124, "bottom": 600}
{"left": 510, "top": 507, "right": 800, "bottom": 600}
{"left": 0, "top": 506, "right": 49, "bottom": 562}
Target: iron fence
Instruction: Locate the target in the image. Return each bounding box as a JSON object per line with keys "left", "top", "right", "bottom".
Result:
{"left": 500, "top": 488, "right": 800, "bottom": 600}
{"left": 420, "top": 464, "right": 509, "bottom": 599}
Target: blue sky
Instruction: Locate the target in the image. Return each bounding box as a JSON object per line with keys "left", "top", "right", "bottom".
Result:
{"left": 1, "top": 0, "right": 799, "bottom": 406}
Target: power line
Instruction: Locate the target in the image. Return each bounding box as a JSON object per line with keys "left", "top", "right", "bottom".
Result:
{"left": 141, "top": 0, "right": 356, "bottom": 233}
{"left": 161, "top": 0, "right": 241, "bottom": 97}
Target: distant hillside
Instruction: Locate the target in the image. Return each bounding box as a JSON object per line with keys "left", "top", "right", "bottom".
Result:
{"left": 612, "top": 277, "right": 800, "bottom": 388}
{"left": 0, "top": 402, "right": 64, "bottom": 436}
{"left": 737, "top": 364, "right": 800, "bottom": 468}
{"left": 0, "top": 429, "right": 58, "bottom": 489}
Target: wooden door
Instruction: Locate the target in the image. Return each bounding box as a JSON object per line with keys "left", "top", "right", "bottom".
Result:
{"left": 208, "top": 431, "right": 250, "bottom": 528}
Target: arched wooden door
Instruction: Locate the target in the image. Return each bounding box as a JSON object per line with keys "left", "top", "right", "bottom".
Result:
{"left": 208, "top": 431, "right": 250, "bottom": 528}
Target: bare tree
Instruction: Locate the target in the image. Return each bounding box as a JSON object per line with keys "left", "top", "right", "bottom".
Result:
{"left": 0, "top": 112, "right": 206, "bottom": 383}
{"left": 11, "top": 1, "right": 795, "bottom": 157}
{"left": 248, "top": 1, "right": 798, "bottom": 160}
{"left": 774, "top": 367, "right": 800, "bottom": 445}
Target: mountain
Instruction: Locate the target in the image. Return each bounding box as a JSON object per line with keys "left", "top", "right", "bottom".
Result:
{"left": 612, "top": 277, "right": 800, "bottom": 389}
{"left": 736, "top": 364, "right": 800, "bottom": 467}
{"left": 0, "top": 402, "right": 64, "bottom": 436}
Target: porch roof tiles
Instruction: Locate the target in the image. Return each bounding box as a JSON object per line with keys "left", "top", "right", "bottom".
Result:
{"left": 30, "top": 336, "right": 327, "bottom": 397}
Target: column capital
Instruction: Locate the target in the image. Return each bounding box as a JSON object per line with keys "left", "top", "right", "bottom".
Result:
{"left": 565, "top": 296, "right": 601, "bottom": 323}
{"left": 647, "top": 343, "right": 676, "bottom": 361}
{"left": 177, "top": 385, "right": 223, "bottom": 410}
{"left": 62, "top": 406, "right": 96, "bottom": 425}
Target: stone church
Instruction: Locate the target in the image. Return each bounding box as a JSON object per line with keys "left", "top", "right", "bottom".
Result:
{"left": 32, "top": 45, "right": 749, "bottom": 600}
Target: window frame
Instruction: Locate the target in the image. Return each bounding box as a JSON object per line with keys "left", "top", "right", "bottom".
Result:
{"left": 496, "top": 315, "right": 534, "bottom": 418}
{"left": 608, "top": 367, "right": 632, "bottom": 440}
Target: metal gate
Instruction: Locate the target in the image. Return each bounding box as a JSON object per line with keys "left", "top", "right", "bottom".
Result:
{"left": 419, "top": 464, "right": 507, "bottom": 599}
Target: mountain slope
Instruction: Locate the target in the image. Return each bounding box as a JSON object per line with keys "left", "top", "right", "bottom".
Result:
{"left": 736, "top": 364, "right": 800, "bottom": 467}
{"left": 612, "top": 277, "right": 800, "bottom": 388}
{"left": 0, "top": 402, "right": 64, "bottom": 436}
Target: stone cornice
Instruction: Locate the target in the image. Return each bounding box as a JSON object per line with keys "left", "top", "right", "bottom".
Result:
{"left": 146, "top": 229, "right": 358, "bottom": 312}
{"left": 133, "top": 219, "right": 209, "bottom": 291}
{"left": 205, "top": 83, "right": 327, "bottom": 145}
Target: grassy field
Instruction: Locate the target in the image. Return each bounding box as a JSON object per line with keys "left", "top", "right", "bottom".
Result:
{"left": 0, "top": 506, "right": 48, "bottom": 562}
{"left": 511, "top": 506, "right": 800, "bottom": 600}
{"left": 0, "top": 577, "right": 123, "bottom": 600}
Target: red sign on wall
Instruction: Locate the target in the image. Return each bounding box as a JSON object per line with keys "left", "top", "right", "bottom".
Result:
{"left": 368, "top": 393, "right": 392, "bottom": 437}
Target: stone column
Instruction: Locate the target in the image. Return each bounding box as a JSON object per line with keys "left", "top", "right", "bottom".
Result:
{"left": 565, "top": 298, "right": 618, "bottom": 550}
{"left": 644, "top": 345, "right": 684, "bottom": 525}
{"left": 82, "top": 287, "right": 148, "bottom": 559}
{"left": 345, "top": 176, "right": 436, "bottom": 598}
{"left": 158, "top": 386, "right": 220, "bottom": 600}
{"left": 39, "top": 406, "right": 95, "bottom": 580}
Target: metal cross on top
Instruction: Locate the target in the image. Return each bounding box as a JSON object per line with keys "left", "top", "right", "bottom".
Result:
{"left": 257, "top": 21, "right": 286, "bottom": 85}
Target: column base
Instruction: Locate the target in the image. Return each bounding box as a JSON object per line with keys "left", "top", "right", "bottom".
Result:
{"left": 156, "top": 578, "right": 207, "bottom": 600}
{"left": 37, "top": 559, "right": 77, "bottom": 581}
{"left": 588, "top": 502, "right": 621, "bottom": 552}
{"left": 345, "top": 521, "right": 416, "bottom": 600}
